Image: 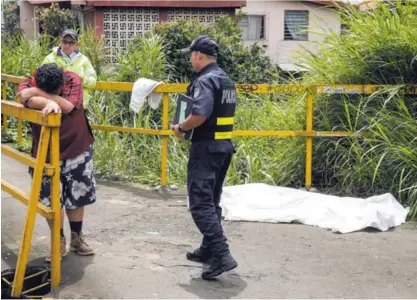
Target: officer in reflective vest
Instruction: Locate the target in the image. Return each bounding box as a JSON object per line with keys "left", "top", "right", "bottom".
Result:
{"left": 171, "top": 35, "right": 238, "bottom": 280}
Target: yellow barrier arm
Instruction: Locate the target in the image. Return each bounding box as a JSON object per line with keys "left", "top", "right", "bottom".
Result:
{"left": 2, "top": 81, "right": 7, "bottom": 134}
{"left": 1, "top": 100, "right": 62, "bottom": 297}
{"left": 12, "top": 126, "right": 51, "bottom": 296}
{"left": 50, "top": 127, "right": 61, "bottom": 288}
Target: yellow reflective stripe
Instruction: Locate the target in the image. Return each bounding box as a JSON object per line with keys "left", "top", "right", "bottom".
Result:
{"left": 214, "top": 132, "right": 233, "bottom": 140}
{"left": 216, "top": 117, "right": 234, "bottom": 125}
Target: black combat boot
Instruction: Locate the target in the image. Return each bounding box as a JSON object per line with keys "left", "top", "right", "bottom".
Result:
{"left": 202, "top": 252, "right": 237, "bottom": 280}
{"left": 186, "top": 246, "right": 212, "bottom": 263}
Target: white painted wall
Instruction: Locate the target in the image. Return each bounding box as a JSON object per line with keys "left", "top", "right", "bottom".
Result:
{"left": 239, "top": 0, "right": 341, "bottom": 68}
{"left": 19, "top": 0, "right": 39, "bottom": 40}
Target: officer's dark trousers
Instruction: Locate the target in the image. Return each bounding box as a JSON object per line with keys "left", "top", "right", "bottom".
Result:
{"left": 187, "top": 140, "right": 233, "bottom": 257}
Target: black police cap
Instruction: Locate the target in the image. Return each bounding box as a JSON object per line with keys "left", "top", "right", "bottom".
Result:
{"left": 180, "top": 35, "right": 219, "bottom": 57}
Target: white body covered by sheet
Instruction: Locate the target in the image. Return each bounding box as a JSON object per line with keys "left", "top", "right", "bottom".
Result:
{"left": 220, "top": 184, "right": 409, "bottom": 233}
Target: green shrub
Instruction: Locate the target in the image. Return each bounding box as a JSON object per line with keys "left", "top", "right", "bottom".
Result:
{"left": 117, "top": 34, "right": 170, "bottom": 82}
{"left": 38, "top": 3, "right": 77, "bottom": 37}
{"left": 1, "top": 0, "right": 21, "bottom": 37}
{"left": 78, "top": 26, "right": 107, "bottom": 77}
{"left": 151, "top": 16, "right": 280, "bottom": 83}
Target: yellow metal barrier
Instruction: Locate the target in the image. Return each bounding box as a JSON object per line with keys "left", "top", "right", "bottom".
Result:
{"left": 2, "top": 81, "right": 7, "bottom": 134}
{"left": 1, "top": 100, "right": 62, "bottom": 297}
{"left": 2, "top": 73, "right": 417, "bottom": 190}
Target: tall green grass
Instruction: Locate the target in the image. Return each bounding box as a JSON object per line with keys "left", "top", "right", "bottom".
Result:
{"left": 1, "top": 33, "right": 53, "bottom": 77}
{"left": 1, "top": 32, "right": 54, "bottom": 148}
{"left": 78, "top": 26, "right": 107, "bottom": 77}
{"left": 298, "top": 1, "right": 417, "bottom": 218}
{"left": 88, "top": 90, "right": 306, "bottom": 187}
{"left": 85, "top": 33, "right": 306, "bottom": 187}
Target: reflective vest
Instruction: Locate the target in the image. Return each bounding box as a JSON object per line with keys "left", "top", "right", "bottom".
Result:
{"left": 43, "top": 47, "right": 97, "bottom": 108}
{"left": 191, "top": 74, "right": 237, "bottom": 142}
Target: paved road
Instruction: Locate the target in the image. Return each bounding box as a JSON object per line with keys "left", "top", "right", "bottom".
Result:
{"left": 2, "top": 154, "right": 417, "bottom": 298}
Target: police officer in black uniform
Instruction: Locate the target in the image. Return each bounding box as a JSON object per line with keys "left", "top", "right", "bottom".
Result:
{"left": 171, "top": 35, "right": 238, "bottom": 280}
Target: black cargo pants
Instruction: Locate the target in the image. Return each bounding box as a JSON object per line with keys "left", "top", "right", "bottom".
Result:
{"left": 187, "top": 140, "right": 233, "bottom": 257}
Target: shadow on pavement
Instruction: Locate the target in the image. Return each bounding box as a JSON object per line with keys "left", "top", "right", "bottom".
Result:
{"left": 179, "top": 270, "right": 247, "bottom": 299}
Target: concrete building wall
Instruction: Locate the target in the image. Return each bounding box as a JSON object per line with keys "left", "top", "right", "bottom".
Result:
{"left": 240, "top": 0, "right": 341, "bottom": 68}
{"left": 19, "top": 0, "right": 39, "bottom": 40}
{"left": 358, "top": 0, "right": 379, "bottom": 11}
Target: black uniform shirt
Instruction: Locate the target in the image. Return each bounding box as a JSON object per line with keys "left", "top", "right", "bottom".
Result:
{"left": 186, "top": 62, "right": 235, "bottom": 152}
{"left": 188, "top": 62, "right": 226, "bottom": 118}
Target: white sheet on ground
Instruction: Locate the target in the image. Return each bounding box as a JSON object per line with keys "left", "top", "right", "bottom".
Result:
{"left": 220, "top": 183, "right": 409, "bottom": 233}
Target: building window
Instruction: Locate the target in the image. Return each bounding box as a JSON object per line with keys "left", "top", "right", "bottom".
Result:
{"left": 239, "top": 15, "right": 265, "bottom": 41}
{"left": 341, "top": 23, "right": 350, "bottom": 35}
{"left": 284, "top": 10, "right": 309, "bottom": 41}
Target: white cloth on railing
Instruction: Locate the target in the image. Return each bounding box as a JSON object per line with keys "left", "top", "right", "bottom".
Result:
{"left": 130, "top": 78, "right": 164, "bottom": 113}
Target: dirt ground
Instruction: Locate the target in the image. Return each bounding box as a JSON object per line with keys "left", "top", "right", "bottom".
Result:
{"left": 2, "top": 154, "right": 417, "bottom": 298}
